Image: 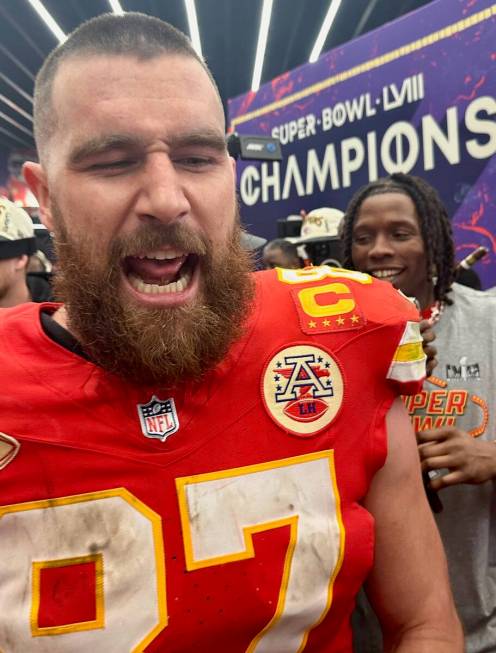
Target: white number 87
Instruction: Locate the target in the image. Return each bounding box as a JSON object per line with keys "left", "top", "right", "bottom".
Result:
{"left": 0, "top": 451, "right": 343, "bottom": 652}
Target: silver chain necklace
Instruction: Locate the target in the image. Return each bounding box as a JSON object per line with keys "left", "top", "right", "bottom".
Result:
{"left": 428, "top": 300, "right": 445, "bottom": 326}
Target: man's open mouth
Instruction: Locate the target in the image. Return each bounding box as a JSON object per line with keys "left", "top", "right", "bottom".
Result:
{"left": 123, "top": 249, "right": 198, "bottom": 295}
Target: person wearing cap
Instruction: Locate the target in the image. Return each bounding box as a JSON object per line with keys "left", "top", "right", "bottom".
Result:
{"left": 0, "top": 197, "right": 42, "bottom": 307}
{"left": 289, "top": 207, "right": 345, "bottom": 267}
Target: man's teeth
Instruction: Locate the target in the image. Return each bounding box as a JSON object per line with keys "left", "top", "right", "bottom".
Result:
{"left": 371, "top": 269, "right": 401, "bottom": 279}
{"left": 128, "top": 269, "right": 192, "bottom": 294}
{"left": 136, "top": 250, "right": 184, "bottom": 260}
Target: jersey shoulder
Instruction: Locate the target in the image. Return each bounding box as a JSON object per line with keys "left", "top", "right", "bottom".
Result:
{"left": 0, "top": 302, "right": 59, "bottom": 334}
{"left": 256, "top": 265, "right": 420, "bottom": 326}
{"left": 0, "top": 302, "right": 36, "bottom": 331}
{"left": 0, "top": 303, "right": 39, "bottom": 363}
{"left": 0, "top": 302, "right": 63, "bottom": 380}
{"left": 255, "top": 266, "right": 425, "bottom": 394}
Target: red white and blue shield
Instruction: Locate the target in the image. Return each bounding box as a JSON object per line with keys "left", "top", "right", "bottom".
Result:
{"left": 137, "top": 395, "right": 179, "bottom": 442}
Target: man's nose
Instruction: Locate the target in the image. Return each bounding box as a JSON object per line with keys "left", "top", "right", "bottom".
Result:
{"left": 135, "top": 155, "right": 191, "bottom": 224}
{"left": 368, "top": 234, "right": 394, "bottom": 258}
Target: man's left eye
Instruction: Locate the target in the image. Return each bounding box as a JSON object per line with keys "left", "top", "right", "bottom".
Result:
{"left": 90, "top": 160, "right": 135, "bottom": 171}
{"left": 176, "top": 157, "right": 213, "bottom": 168}
{"left": 88, "top": 159, "right": 136, "bottom": 172}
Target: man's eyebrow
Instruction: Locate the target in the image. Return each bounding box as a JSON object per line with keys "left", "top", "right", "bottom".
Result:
{"left": 385, "top": 218, "right": 419, "bottom": 226}
{"left": 168, "top": 130, "right": 227, "bottom": 152}
{"left": 68, "top": 130, "right": 227, "bottom": 166}
{"left": 68, "top": 134, "right": 144, "bottom": 165}
{"left": 354, "top": 216, "right": 417, "bottom": 228}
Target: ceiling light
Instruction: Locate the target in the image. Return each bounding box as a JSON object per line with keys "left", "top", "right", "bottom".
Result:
{"left": 0, "top": 110, "right": 33, "bottom": 137}
{"left": 184, "top": 0, "right": 202, "bottom": 58}
{"left": 251, "top": 0, "right": 273, "bottom": 92}
{"left": 0, "top": 44, "right": 35, "bottom": 81}
{"left": 309, "top": 0, "right": 343, "bottom": 63}
{"left": 0, "top": 124, "right": 32, "bottom": 147}
{"left": 0, "top": 73, "right": 33, "bottom": 104}
{"left": 27, "top": 0, "right": 66, "bottom": 43}
{"left": 108, "top": 0, "right": 125, "bottom": 15}
{"left": 0, "top": 94, "right": 32, "bottom": 122}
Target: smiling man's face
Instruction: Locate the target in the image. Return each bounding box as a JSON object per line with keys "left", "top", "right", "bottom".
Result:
{"left": 351, "top": 191, "right": 433, "bottom": 308}
{"left": 24, "top": 52, "right": 254, "bottom": 384}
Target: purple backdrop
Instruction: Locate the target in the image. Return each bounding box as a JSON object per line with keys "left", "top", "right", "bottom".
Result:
{"left": 229, "top": 0, "right": 496, "bottom": 289}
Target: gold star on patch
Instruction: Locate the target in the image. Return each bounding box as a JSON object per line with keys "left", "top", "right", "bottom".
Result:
{"left": 350, "top": 315, "right": 360, "bottom": 324}
{"left": 336, "top": 317, "right": 345, "bottom": 326}
{"left": 322, "top": 319, "right": 331, "bottom": 327}
{"left": 308, "top": 321, "right": 317, "bottom": 328}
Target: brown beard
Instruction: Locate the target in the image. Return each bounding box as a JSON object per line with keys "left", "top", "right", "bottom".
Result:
{"left": 51, "top": 205, "right": 254, "bottom": 386}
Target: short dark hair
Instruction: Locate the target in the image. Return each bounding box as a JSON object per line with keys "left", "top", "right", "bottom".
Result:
{"left": 264, "top": 238, "right": 299, "bottom": 257}
{"left": 341, "top": 173, "right": 455, "bottom": 305}
{"left": 263, "top": 238, "right": 303, "bottom": 268}
{"left": 33, "top": 12, "right": 218, "bottom": 160}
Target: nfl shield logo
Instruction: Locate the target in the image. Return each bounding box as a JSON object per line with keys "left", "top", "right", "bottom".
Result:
{"left": 137, "top": 396, "right": 179, "bottom": 442}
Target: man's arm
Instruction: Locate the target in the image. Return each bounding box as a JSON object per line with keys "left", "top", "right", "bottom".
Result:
{"left": 417, "top": 426, "right": 496, "bottom": 489}
{"left": 363, "top": 398, "right": 463, "bottom": 653}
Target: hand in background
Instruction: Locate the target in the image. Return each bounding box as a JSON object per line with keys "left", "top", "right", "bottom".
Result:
{"left": 417, "top": 427, "right": 496, "bottom": 489}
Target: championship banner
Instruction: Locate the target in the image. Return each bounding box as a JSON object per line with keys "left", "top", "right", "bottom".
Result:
{"left": 228, "top": 0, "right": 496, "bottom": 288}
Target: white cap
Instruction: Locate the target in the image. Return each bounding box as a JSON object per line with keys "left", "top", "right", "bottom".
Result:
{"left": 286, "top": 207, "right": 344, "bottom": 244}
{"left": 0, "top": 196, "right": 37, "bottom": 260}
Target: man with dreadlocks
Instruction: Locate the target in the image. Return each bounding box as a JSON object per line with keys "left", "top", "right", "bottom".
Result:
{"left": 342, "top": 172, "right": 496, "bottom": 653}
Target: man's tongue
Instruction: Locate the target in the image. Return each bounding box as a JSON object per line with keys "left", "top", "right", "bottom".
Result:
{"left": 127, "top": 255, "right": 186, "bottom": 285}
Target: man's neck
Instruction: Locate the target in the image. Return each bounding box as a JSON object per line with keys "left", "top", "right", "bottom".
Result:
{"left": 51, "top": 305, "right": 70, "bottom": 330}
{"left": 50, "top": 306, "right": 85, "bottom": 345}
{"left": 0, "top": 281, "right": 31, "bottom": 308}
{"left": 417, "top": 286, "right": 436, "bottom": 312}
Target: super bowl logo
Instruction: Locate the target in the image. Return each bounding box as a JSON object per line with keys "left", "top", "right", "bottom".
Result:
{"left": 262, "top": 344, "right": 344, "bottom": 437}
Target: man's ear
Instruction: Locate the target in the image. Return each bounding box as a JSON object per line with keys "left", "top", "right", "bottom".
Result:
{"left": 229, "top": 155, "right": 237, "bottom": 182}
{"left": 13, "top": 255, "right": 28, "bottom": 272}
{"left": 23, "top": 162, "right": 53, "bottom": 231}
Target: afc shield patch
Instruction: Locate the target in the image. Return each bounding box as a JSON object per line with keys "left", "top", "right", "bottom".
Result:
{"left": 262, "top": 344, "right": 344, "bottom": 437}
{"left": 137, "top": 396, "right": 179, "bottom": 442}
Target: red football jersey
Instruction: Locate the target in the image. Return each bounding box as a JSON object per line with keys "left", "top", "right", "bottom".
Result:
{"left": 0, "top": 267, "right": 424, "bottom": 652}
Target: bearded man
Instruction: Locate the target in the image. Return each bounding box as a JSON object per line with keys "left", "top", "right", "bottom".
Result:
{"left": 0, "top": 12, "right": 461, "bottom": 653}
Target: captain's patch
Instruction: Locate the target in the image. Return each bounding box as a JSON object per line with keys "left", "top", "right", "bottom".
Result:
{"left": 262, "top": 344, "right": 344, "bottom": 437}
